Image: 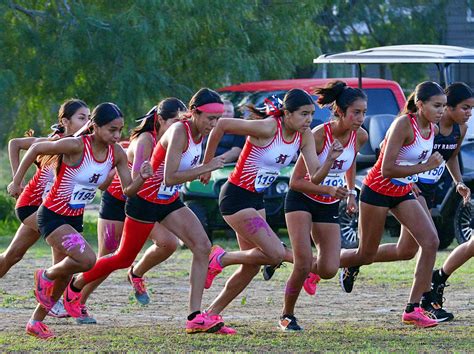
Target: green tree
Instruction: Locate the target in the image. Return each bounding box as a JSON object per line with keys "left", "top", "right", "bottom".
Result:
{"left": 314, "top": 0, "right": 447, "bottom": 90}
{"left": 0, "top": 0, "right": 325, "bottom": 143}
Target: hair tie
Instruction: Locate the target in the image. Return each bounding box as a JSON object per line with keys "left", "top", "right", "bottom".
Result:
{"left": 264, "top": 96, "right": 284, "bottom": 118}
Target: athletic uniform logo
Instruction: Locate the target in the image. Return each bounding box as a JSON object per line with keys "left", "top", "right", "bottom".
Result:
{"left": 275, "top": 154, "right": 290, "bottom": 164}
{"left": 418, "top": 150, "right": 429, "bottom": 160}
{"left": 191, "top": 155, "right": 200, "bottom": 166}
{"left": 88, "top": 173, "right": 102, "bottom": 184}
{"left": 331, "top": 159, "right": 346, "bottom": 170}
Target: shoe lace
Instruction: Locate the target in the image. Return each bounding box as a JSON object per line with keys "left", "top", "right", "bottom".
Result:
{"left": 435, "top": 283, "right": 448, "bottom": 306}
{"left": 79, "top": 304, "right": 90, "bottom": 317}
{"left": 132, "top": 278, "right": 147, "bottom": 294}
{"left": 343, "top": 267, "right": 359, "bottom": 281}
{"left": 208, "top": 268, "right": 221, "bottom": 277}
{"left": 37, "top": 322, "right": 52, "bottom": 334}
{"left": 421, "top": 309, "right": 437, "bottom": 321}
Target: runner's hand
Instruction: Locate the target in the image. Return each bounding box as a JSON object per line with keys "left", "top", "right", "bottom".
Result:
{"left": 328, "top": 139, "right": 344, "bottom": 161}
{"left": 456, "top": 182, "right": 471, "bottom": 205}
{"left": 7, "top": 181, "right": 22, "bottom": 199}
{"left": 139, "top": 160, "right": 153, "bottom": 180}
{"left": 425, "top": 152, "right": 443, "bottom": 170}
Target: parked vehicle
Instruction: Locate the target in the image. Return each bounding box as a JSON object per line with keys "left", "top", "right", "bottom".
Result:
{"left": 314, "top": 44, "right": 474, "bottom": 249}
{"left": 181, "top": 78, "right": 405, "bottom": 243}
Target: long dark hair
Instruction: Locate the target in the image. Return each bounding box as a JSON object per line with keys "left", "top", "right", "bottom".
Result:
{"left": 188, "top": 88, "right": 223, "bottom": 113}
{"left": 446, "top": 82, "right": 473, "bottom": 108}
{"left": 130, "top": 98, "right": 186, "bottom": 141}
{"left": 314, "top": 80, "right": 367, "bottom": 118}
{"left": 402, "top": 81, "right": 445, "bottom": 114}
{"left": 37, "top": 99, "right": 89, "bottom": 169}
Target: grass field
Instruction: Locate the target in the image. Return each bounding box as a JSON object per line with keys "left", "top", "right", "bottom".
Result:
{"left": 0, "top": 231, "right": 472, "bottom": 352}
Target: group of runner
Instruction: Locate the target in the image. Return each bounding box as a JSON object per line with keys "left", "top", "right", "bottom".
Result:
{"left": 2, "top": 81, "right": 473, "bottom": 339}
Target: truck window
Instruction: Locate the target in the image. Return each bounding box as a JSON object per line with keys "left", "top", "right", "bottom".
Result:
{"left": 365, "top": 89, "right": 400, "bottom": 116}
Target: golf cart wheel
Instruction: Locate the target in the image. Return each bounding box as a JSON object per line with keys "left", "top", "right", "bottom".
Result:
{"left": 454, "top": 199, "right": 473, "bottom": 245}
{"left": 339, "top": 200, "right": 358, "bottom": 249}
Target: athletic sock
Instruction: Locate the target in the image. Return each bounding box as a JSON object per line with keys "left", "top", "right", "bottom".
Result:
{"left": 69, "top": 277, "right": 82, "bottom": 293}
{"left": 187, "top": 311, "right": 201, "bottom": 321}
{"left": 405, "top": 303, "right": 419, "bottom": 313}
{"left": 436, "top": 268, "right": 450, "bottom": 283}
{"left": 29, "top": 319, "right": 40, "bottom": 325}
{"left": 42, "top": 270, "right": 53, "bottom": 282}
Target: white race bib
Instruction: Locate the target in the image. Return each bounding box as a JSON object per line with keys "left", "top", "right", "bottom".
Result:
{"left": 321, "top": 173, "right": 345, "bottom": 188}
{"left": 391, "top": 161, "right": 418, "bottom": 186}
{"left": 157, "top": 183, "right": 182, "bottom": 200}
{"left": 418, "top": 161, "right": 446, "bottom": 184}
{"left": 69, "top": 184, "right": 96, "bottom": 209}
{"left": 41, "top": 181, "right": 53, "bottom": 201}
{"left": 255, "top": 168, "right": 279, "bottom": 193}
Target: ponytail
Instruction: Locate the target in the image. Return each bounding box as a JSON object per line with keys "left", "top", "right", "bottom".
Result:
{"left": 314, "top": 80, "right": 366, "bottom": 117}
{"left": 402, "top": 81, "right": 445, "bottom": 115}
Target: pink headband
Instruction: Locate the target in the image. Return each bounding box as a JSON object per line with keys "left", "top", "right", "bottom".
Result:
{"left": 196, "top": 103, "right": 225, "bottom": 114}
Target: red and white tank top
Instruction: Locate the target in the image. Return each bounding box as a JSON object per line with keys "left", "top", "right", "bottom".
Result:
{"left": 228, "top": 117, "right": 302, "bottom": 193}
{"left": 137, "top": 120, "right": 202, "bottom": 205}
{"left": 16, "top": 164, "right": 55, "bottom": 208}
{"left": 43, "top": 135, "right": 115, "bottom": 216}
{"left": 304, "top": 123, "right": 357, "bottom": 204}
{"left": 364, "top": 114, "right": 434, "bottom": 197}
{"left": 16, "top": 133, "right": 62, "bottom": 208}
{"left": 107, "top": 134, "right": 157, "bottom": 202}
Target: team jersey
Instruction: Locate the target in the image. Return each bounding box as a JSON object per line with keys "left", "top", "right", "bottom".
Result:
{"left": 16, "top": 164, "right": 55, "bottom": 208}
{"left": 228, "top": 118, "right": 302, "bottom": 193}
{"left": 364, "top": 113, "right": 434, "bottom": 197}
{"left": 43, "top": 135, "right": 115, "bottom": 216}
{"left": 303, "top": 123, "right": 357, "bottom": 204}
{"left": 16, "top": 133, "right": 62, "bottom": 208}
{"left": 137, "top": 120, "right": 202, "bottom": 205}
{"left": 418, "top": 123, "right": 461, "bottom": 184}
{"left": 107, "top": 133, "right": 157, "bottom": 201}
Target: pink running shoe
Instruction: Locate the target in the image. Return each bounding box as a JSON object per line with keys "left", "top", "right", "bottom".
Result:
{"left": 33, "top": 269, "right": 55, "bottom": 310}
{"left": 303, "top": 273, "right": 321, "bottom": 296}
{"left": 402, "top": 307, "right": 438, "bottom": 328}
{"left": 63, "top": 279, "right": 82, "bottom": 318}
{"left": 127, "top": 268, "right": 150, "bottom": 305}
{"left": 205, "top": 245, "right": 225, "bottom": 289}
{"left": 186, "top": 312, "right": 224, "bottom": 334}
{"left": 25, "top": 321, "right": 55, "bottom": 339}
{"left": 208, "top": 313, "right": 237, "bottom": 335}
{"left": 216, "top": 326, "right": 237, "bottom": 335}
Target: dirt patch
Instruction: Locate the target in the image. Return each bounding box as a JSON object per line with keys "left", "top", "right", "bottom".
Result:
{"left": 0, "top": 251, "right": 472, "bottom": 336}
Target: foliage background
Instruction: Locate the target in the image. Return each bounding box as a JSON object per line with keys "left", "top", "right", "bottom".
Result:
{"left": 0, "top": 0, "right": 446, "bottom": 144}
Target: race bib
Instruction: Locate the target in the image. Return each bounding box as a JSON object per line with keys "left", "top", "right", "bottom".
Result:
{"left": 391, "top": 161, "right": 418, "bottom": 186}
{"left": 418, "top": 161, "right": 446, "bottom": 184}
{"left": 255, "top": 168, "right": 279, "bottom": 193}
{"left": 157, "top": 183, "right": 182, "bottom": 200}
{"left": 41, "top": 181, "right": 53, "bottom": 201}
{"left": 69, "top": 184, "right": 96, "bottom": 209}
{"left": 321, "top": 173, "right": 345, "bottom": 188}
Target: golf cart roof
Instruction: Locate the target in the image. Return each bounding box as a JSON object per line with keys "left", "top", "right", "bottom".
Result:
{"left": 314, "top": 45, "right": 474, "bottom": 64}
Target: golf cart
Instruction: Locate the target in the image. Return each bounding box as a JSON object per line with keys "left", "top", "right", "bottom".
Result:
{"left": 314, "top": 44, "right": 474, "bottom": 249}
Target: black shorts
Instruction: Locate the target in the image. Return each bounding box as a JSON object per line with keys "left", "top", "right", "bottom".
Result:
{"left": 219, "top": 181, "right": 264, "bottom": 216}
{"left": 15, "top": 205, "right": 39, "bottom": 223}
{"left": 416, "top": 182, "right": 436, "bottom": 209}
{"left": 360, "top": 184, "right": 416, "bottom": 209}
{"left": 99, "top": 190, "right": 126, "bottom": 222}
{"left": 37, "top": 205, "right": 84, "bottom": 239}
{"left": 284, "top": 189, "right": 340, "bottom": 224}
{"left": 125, "top": 195, "right": 185, "bottom": 223}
